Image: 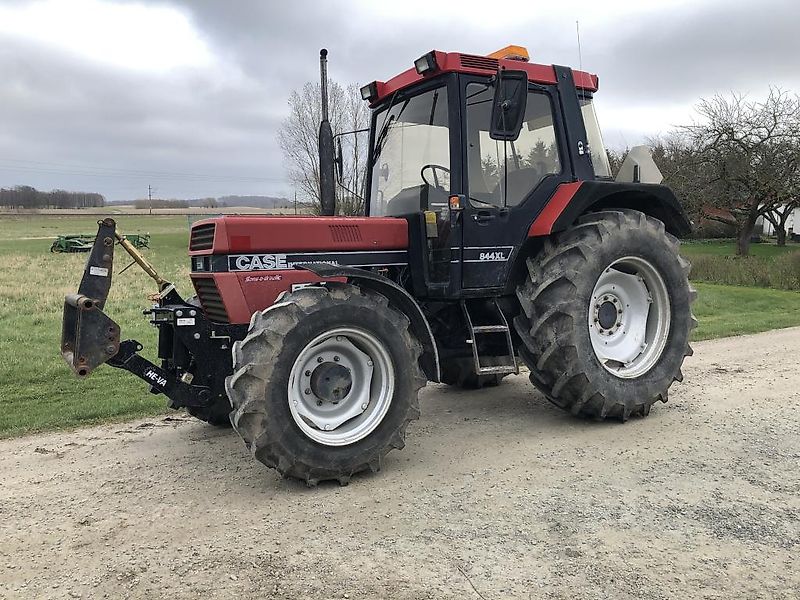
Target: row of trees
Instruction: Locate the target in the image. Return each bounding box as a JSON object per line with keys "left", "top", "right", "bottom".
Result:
{"left": 617, "top": 88, "right": 800, "bottom": 256}
{"left": 133, "top": 198, "right": 227, "bottom": 209}
{"left": 0, "top": 185, "right": 105, "bottom": 209}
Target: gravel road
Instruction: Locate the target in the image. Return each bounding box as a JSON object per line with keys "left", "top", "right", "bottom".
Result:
{"left": 2, "top": 328, "right": 799, "bottom": 599}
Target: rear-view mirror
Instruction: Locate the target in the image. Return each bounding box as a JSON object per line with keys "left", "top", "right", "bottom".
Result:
{"left": 489, "top": 69, "right": 528, "bottom": 141}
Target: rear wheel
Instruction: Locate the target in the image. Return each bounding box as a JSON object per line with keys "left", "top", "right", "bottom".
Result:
{"left": 514, "top": 209, "right": 696, "bottom": 420}
{"left": 226, "top": 284, "right": 425, "bottom": 485}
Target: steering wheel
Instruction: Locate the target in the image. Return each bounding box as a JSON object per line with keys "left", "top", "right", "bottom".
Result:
{"left": 420, "top": 164, "right": 450, "bottom": 190}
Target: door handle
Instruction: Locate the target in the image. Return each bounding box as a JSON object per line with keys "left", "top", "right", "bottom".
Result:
{"left": 472, "top": 211, "right": 496, "bottom": 224}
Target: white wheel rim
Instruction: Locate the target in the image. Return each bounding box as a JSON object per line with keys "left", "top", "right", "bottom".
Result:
{"left": 288, "top": 327, "right": 395, "bottom": 446}
{"left": 588, "top": 256, "right": 671, "bottom": 379}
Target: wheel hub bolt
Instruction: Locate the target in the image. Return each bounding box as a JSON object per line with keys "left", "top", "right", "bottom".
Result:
{"left": 367, "top": 360, "right": 373, "bottom": 367}
{"left": 317, "top": 356, "right": 324, "bottom": 363}
{"left": 305, "top": 370, "right": 311, "bottom": 377}
{"left": 333, "top": 355, "right": 340, "bottom": 362}
{"left": 361, "top": 403, "right": 368, "bottom": 410}
{"left": 304, "top": 388, "right": 311, "bottom": 395}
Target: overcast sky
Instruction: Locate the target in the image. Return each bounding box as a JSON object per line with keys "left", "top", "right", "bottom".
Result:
{"left": 1, "top": 0, "right": 798, "bottom": 201}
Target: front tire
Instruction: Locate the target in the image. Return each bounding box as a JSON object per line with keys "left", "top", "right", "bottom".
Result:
{"left": 514, "top": 209, "right": 696, "bottom": 420}
{"left": 226, "top": 284, "right": 425, "bottom": 485}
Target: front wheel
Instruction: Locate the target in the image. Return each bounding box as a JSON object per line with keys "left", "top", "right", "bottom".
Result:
{"left": 226, "top": 284, "right": 425, "bottom": 485}
{"left": 514, "top": 209, "right": 696, "bottom": 420}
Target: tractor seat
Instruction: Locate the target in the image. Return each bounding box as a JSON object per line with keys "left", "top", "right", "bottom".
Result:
{"left": 492, "top": 166, "right": 543, "bottom": 207}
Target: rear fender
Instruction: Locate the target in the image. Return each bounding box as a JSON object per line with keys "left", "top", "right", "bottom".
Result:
{"left": 296, "top": 264, "right": 441, "bottom": 383}
{"left": 529, "top": 181, "right": 692, "bottom": 237}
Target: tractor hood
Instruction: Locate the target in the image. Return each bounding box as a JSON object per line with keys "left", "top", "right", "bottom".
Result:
{"left": 189, "top": 216, "right": 409, "bottom": 255}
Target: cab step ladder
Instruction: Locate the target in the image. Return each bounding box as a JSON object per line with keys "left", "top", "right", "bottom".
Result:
{"left": 460, "top": 299, "right": 518, "bottom": 376}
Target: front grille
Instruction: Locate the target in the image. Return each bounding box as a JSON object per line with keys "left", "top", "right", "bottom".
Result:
{"left": 459, "top": 54, "right": 499, "bottom": 71}
{"left": 193, "top": 277, "right": 229, "bottom": 323}
{"left": 190, "top": 223, "right": 216, "bottom": 251}
{"left": 329, "top": 224, "right": 362, "bottom": 243}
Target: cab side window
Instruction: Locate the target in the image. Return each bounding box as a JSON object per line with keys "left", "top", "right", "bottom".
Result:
{"left": 466, "top": 83, "right": 561, "bottom": 208}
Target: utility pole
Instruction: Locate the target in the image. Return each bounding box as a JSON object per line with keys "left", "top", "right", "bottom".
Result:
{"left": 294, "top": 190, "right": 297, "bottom": 215}
{"left": 148, "top": 185, "right": 153, "bottom": 215}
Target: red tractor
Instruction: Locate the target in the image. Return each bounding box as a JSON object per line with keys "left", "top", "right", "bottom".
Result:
{"left": 62, "top": 46, "right": 696, "bottom": 485}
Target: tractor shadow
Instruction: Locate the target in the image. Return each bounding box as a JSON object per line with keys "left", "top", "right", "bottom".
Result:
{"left": 175, "top": 373, "right": 649, "bottom": 495}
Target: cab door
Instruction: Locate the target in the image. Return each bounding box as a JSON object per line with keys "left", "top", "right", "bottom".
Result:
{"left": 365, "top": 75, "right": 464, "bottom": 299}
{"left": 459, "top": 76, "right": 570, "bottom": 289}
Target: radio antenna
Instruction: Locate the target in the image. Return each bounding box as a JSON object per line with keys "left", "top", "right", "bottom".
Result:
{"left": 576, "top": 20, "right": 583, "bottom": 72}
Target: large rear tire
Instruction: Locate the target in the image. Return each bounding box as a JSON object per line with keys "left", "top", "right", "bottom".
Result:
{"left": 514, "top": 209, "right": 696, "bottom": 420}
{"left": 226, "top": 283, "right": 425, "bottom": 485}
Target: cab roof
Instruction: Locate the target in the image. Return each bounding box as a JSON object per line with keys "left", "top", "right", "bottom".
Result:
{"left": 368, "top": 49, "right": 599, "bottom": 107}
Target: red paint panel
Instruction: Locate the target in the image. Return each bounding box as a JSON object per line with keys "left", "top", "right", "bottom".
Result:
{"left": 191, "top": 273, "right": 249, "bottom": 324}
{"left": 528, "top": 182, "right": 583, "bottom": 237}
{"left": 372, "top": 51, "right": 598, "bottom": 105}
{"left": 189, "top": 216, "right": 408, "bottom": 255}
{"left": 192, "top": 271, "right": 346, "bottom": 324}
{"left": 237, "top": 271, "right": 346, "bottom": 320}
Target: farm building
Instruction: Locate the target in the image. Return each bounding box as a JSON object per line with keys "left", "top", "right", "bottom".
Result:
{"left": 758, "top": 206, "right": 800, "bottom": 240}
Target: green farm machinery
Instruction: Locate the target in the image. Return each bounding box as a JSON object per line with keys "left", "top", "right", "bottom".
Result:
{"left": 51, "top": 233, "right": 150, "bottom": 253}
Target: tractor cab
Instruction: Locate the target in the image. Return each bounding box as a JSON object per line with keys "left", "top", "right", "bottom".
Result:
{"left": 357, "top": 47, "right": 612, "bottom": 295}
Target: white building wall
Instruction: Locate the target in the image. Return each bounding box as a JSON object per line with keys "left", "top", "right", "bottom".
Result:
{"left": 760, "top": 206, "right": 800, "bottom": 236}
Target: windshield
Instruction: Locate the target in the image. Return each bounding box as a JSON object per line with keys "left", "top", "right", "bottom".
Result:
{"left": 369, "top": 86, "right": 450, "bottom": 216}
{"left": 579, "top": 97, "right": 612, "bottom": 178}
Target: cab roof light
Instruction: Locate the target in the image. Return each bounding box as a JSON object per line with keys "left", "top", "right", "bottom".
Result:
{"left": 360, "top": 81, "right": 379, "bottom": 102}
{"left": 487, "top": 45, "right": 530, "bottom": 62}
{"left": 414, "top": 51, "right": 438, "bottom": 75}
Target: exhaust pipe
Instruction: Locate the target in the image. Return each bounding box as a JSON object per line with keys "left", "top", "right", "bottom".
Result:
{"left": 318, "top": 48, "right": 336, "bottom": 216}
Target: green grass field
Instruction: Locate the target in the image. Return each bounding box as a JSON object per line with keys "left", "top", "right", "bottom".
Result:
{"left": 1, "top": 214, "right": 799, "bottom": 438}
{"left": 0, "top": 215, "right": 193, "bottom": 438}
{"left": 680, "top": 240, "right": 800, "bottom": 290}
{"left": 680, "top": 240, "right": 800, "bottom": 258}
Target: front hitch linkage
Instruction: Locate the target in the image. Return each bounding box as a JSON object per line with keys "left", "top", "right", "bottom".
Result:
{"left": 60, "top": 218, "right": 212, "bottom": 408}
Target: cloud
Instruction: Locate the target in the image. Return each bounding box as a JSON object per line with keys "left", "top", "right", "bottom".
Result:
{"left": 0, "top": 0, "right": 214, "bottom": 71}
{"left": 0, "top": 0, "right": 797, "bottom": 199}
{"left": 0, "top": 25, "right": 285, "bottom": 199}
{"left": 591, "top": 0, "right": 800, "bottom": 146}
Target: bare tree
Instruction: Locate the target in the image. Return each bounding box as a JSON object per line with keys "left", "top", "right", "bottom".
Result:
{"left": 681, "top": 88, "right": 800, "bottom": 255}
{"left": 763, "top": 199, "right": 799, "bottom": 246}
{"left": 277, "top": 81, "right": 369, "bottom": 215}
{"left": 606, "top": 148, "right": 628, "bottom": 178}
{"left": 647, "top": 133, "right": 710, "bottom": 219}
